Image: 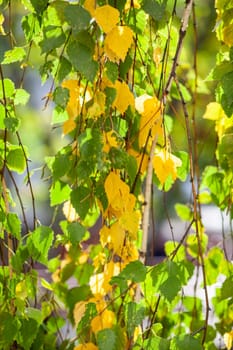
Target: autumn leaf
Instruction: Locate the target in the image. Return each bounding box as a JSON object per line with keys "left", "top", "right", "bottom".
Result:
{"left": 94, "top": 5, "right": 119, "bottom": 33}
{"left": 73, "top": 301, "right": 87, "bottom": 326}
{"left": 224, "top": 332, "right": 233, "bottom": 350}
{"left": 63, "top": 200, "right": 79, "bottom": 222}
{"left": 105, "top": 26, "right": 134, "bottom": 62}
{"left": 119, "top": 210, "right": 140, "bottom": 239}
{"left": 153, "top": 150, "right": 182, "bottom": 185}
{"left": 83, "top": 0, "right": 96, "bottom": 17}
{"left": 100, "top": 222, "right": 125, "bottom": 254}
{"left": 89, "top": 261, "right": 120, "bottom": 295}
{"left": 112, "top": 80, "right": 134, "bottom": 114}
{"left": 74, "top": 343, "right": 98, "bottom": 350}
{"left": 103, "top": 130, "right": 118, "bottom": 153}
{"left": 135, "top": 94, "right": 163, "bottom": 148}
{"left": 62, "top": 80, "right": 92, "bottom": 134}
{"left": 91, "top": 309, "right": 115, "bottom": 334}
{"left": 87, "top": 91, "right": 106, "bottom": 118}
{"left": 104, "top": 171, "right": 130, "bottom": 212}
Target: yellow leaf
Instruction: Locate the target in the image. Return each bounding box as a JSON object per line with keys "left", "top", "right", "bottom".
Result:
{"left": 16, "top": 281, "right": 27, "bottom": 299}
{"left": 74, "top": 343, "right": 98, "bottom": 350}
{"left": 73, "top": 301, "right": 87, "bottom": 326}
{"left": 121, "top": 240, "right": 139, "bottom": 263}
{"left": 112, "top": 80, "right": 134, "bottom": 114}
{"left": 94, "top": 5, "right": 119, "bottom": 33}
{"left": 124, "top": 0, "right": 141, "bottom": 11}
{"left": 83, "top": 0, "right": 96, "bottom": 17}
{"left": 87, "top": 91, "right": 106, "bottom": 118}
{"left": 0, "top": 13, "right": 6, "bottom": 35}
{"left": 224, "top": 330, "right": 233, "bottom": 350}
{"left": 135, "top": 95, "right": 163, "bottom": 148}
{"left": 62, "top": 80, "right": 92, "bottom": 134}
{"left": 105, "top": 26, "right": 134, "bottom": 62}
{"left": 91, "top": 309, "right": 115, "bottom": 334}
{"left": 104, "top": 171, "right": 130, "bottom": 211}
{"left": 153, "top": 150, "right": 182, "bottom": 185}
{"left": 90, "top": 261, "right": 120, "bottom": 295}
{"left": 119, "top": 210, "right": 140, "bottom": 239}
{"left": 203, "top": 102, "right": 226, "bottom": 121}
{"left": 109, "top": 221, "right": 125, "bottom": 254}
{"left": 103, "top": 130, "right": 118, "bottom": 153}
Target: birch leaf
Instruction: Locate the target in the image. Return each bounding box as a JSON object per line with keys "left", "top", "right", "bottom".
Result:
{"left": 112, "top": 80, "right": 134, "bottom": 114}
{"left": 105, "top": 26, "right": 133, "bottom": 62}
{"left": 94, "top": 5, "right": 119, "bottom": 33}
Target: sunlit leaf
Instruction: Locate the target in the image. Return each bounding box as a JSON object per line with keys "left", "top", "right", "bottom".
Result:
{"left": 112, "top": 80, "right": 134, "bottom": 114}
{"left": 224, "top": 330, "right": 233, "bottom": 350}
{"left": 7, "top": 147, "right": 26, "bottom": 174}
{"left": 91, "top": 309, "right": 115, "bottom": 333}
{"left": 74, "top": 343, "right": 98, "bottom": 350}
{"left": 105, "top": 26, "right": 134, "bottom": 62}
{"left": 153, "top": 150, "right": 182, "bottom": 186}
{"left": 73, "top": 301, "right": 87, "bottom": 326}
{"left": 94, "top": 5, "right": 119, "bottom": 33}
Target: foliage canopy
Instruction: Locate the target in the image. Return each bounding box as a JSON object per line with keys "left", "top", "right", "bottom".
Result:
{"left": 0, "top": 0, "right": 233, "bottom": 349}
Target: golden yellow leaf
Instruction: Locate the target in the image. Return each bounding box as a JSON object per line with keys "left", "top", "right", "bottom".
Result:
{"left": 112, "top": 80, "right": 134, "bottom": 114}
{"left": 105, "top": 26, "right": 134, "bottom": 62}
{"left": 104, "top": 171, "right": 130, "bottom": 211}
{"left": 0, "top": 13, "right": 6, "bottom": 35}
{"left": 153, "top": 150, "right": 182, "bottom": 185}
{"left": 87, "top": 91, "right": 106, "bottom": 119}
{"left": 135, "top": 95, "right": 163, "bottom": 148}
{"left": 73, "top": 301, "right": 87, "bottom": 326}
{"left": 74, "top": 343, "right": 98, "bottom": 350}
{"left": 94, "top": 5, "right": 119, "bottom": 33}
{"left": 91, "top": 309, "right": 115, "bottom": 334}
{"left": 93, "top": 252, "right": 106, "bottom": 269}
{"left": 121, "top": 240, "right": 139, "bottom": 263}
{"left": 224, "top": 331, "right": 233, "bottom": 350}
{"left": 119, "top": 210, "right": 140, "bottom": 239}
{"left": 103, "top": 130, "right": 118, "bottom": 153}
{"left": 109, "top": 221, "right": 125, "bottom": 254}
{"left": 83, "top": 0, "right": 96, "bottom": 17}
{"left": 62, "top": 80, "right": 92, "bottom": 134}
{"left": 89, "top": 261, "right": 120, "bottom": 295}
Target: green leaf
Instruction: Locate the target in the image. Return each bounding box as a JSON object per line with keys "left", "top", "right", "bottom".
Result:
{"left": 17, "top": 318, "right": 39, "bottom": 350}
{"left": 160, "top": 275, "right": 181, "bottom": 302}
{"left": 170, "top": 335, "right": 202, "bottom": 350}
{"left": 175, "top": 151, "right": 189, "bottom": 181}
{"left": 164, "top": 241, "right": 186, "bottom": 262}
{"left": 40, "top": 26, "right": 66, "bottom": 53}
{"left": 66, "top": 285, "right": 91, "bottom": 311}
{"left": 4, "top": 116, "right": 20, "bottom": 132}
{"left": 97, "top": 328, "right": 117, "bottom": 350}
{"left": 0, "top": 78, "right": 15, "bottom": 98}
{"left": 118, "top": 260, "right": 147, "bottom": 283}
{"left": 67, "top": 40, "right": 98, "bottom": 82}
{"left": 52, "top": 153, "right": 71, "bottom": 180}
{"left": 50, "top": 180, "right": 71, "bottom": 206}
{"left": 142, "top": 0, "right": 167, "bottom": 21}
{"left": 0, "top": 312, "right": 20, "bottom": 347}
{"left": 67, "top": 222, "right": 87, "bottom": 244}
{"left": 175, "top": 203, "right": 192, "bottom": 221}
{"left": 25, "top": 307, "right": 43, "bottom": 324}
{"left": 57, "top": 56, "right": 72, "bottom": 82}
{"left": 220, "top": 276, "right": 233, "bottom": 299}
{"left": 27, "top": 226, "right": 54, "bottom": 264}
{"left": 144, "top": 336, "right": 170, "bottom": 350}
{"left": 52, "top": 105, "right": 69, "bottom": 124}
{"left": 30, "top": 0, "right": 48, "bottom": 14}
{"left": 76, "top": 302, "right": 97, "bottom": 336}
{"left": 124, "top": 302, "right": 145, "bottom": 337}
{"left": 2, "top": 47, "right": 25, "bottom": 64}
{"left": 53, "top": 86, "right": 70, "bottom": 109}
{"left": 6, "top": 213, "right": 21, "bottom": 239}
{"left": 6, "top": 147, "right": 26, "bottom": 174}
{"left": 106, "top": 61, "right": 119, "bottom": 83}
{"left": 71, "top": 186, "right": 91, "bottom": 220}
{"left": 14, "top": 88, "right": 30, "bottom": 105}
{"left": 64, "top": 4, "right": 91, "bottom": 33}
{"left": 221, "top": 71, "right": 233, "bottom": 117}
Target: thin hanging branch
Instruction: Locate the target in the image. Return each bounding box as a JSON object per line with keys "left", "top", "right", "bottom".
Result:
{"left": 140, "top": 0, "right": 194, "bottom": 262}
